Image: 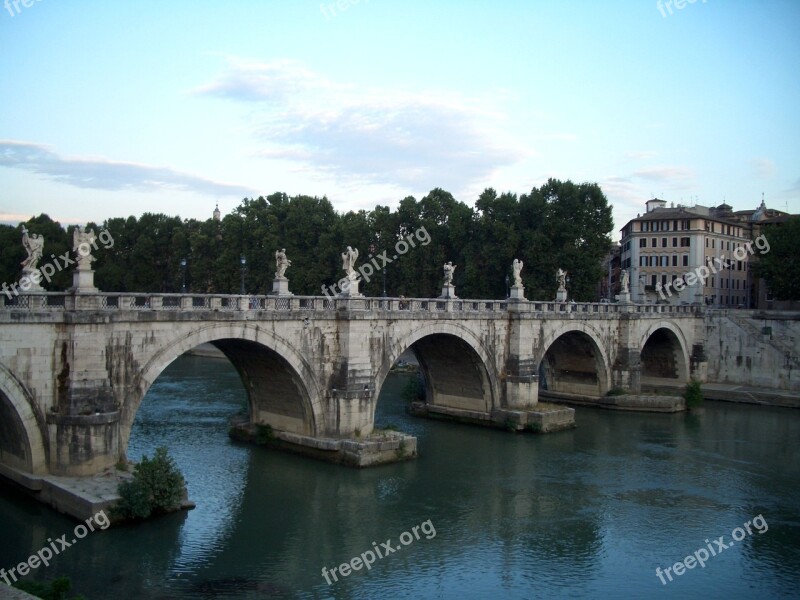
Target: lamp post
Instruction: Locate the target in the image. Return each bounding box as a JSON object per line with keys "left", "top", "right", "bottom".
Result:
{"left": 180, "top": 258, "right": 187, "bottom": 293}
{"left": 505, "top": 274, "right": 510, "bottom": 299}
{"left": 240, "top": 255, "right": 246, "bottom": 295}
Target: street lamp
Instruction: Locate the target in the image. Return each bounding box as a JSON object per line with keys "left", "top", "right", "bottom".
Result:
{"left": 180, "top": 258, "right": 187, "bottom": 293}
{"left": 240, "top": 255, "right": 246, "bottom": 295}
{"left": 505, "top": 274, "right": 510, "bottom": 299}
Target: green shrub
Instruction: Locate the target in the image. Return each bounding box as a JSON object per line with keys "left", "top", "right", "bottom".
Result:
{"left": 256, "top": 424, "right": 275, "bottom": 444}
{"left": 606, "top": 387, "right": 627, "bottom": 397}
{"left": 402, "top": 376, "right": 425, "bottom": 403}
{"left": 526, "top": 421, "right": 543, "bottom": 433}
{"left": 114, "top": 447, "right": 185, "bottom": 520}
{"left": 684, "top": 379, "right": 704, "bottom": 408}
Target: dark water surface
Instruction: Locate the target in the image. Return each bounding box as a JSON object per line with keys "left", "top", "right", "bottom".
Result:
{"left": 1, "top": 355, "right": 799, "bottom": 599}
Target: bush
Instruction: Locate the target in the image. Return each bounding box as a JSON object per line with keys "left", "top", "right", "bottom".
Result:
{"left": 402, "top": 376, "right": 425, "bottom": 403}
{"left": 114, "top": 447, "right": 185, "bottom": 520}
{"left": 684, "top": 379, "right": 704, "bottom": 408}
{"left": 255, "top": 424, "right": 275, "bottom": 445}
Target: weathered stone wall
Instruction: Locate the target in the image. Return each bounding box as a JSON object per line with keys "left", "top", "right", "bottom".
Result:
{"left": 704, "top": 310, "right": 800, "bottom": 391}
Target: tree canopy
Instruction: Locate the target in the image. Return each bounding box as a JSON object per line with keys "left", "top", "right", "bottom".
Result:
{"left": 0, "top": 179, "right": 614, "bottom": 301}
{"left": 753, "top": 217, "right": 800, "bottom": 300}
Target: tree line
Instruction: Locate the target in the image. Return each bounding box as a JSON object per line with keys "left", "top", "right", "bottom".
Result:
{"left": 1, "top": 179, "right": 619, "bottom": 301}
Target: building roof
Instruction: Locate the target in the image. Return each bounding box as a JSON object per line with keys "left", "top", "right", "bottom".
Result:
{"left": 623, "top": 199, "right": 752, "bottom": 229}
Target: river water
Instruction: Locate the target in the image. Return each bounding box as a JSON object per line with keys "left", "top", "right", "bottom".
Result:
{"left": 1, "top": 355, "right": 799, "bottom": 599}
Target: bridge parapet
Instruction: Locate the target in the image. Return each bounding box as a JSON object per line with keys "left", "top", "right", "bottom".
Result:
{"left": 0, "top": 292, "right": 706, "bottom": 317}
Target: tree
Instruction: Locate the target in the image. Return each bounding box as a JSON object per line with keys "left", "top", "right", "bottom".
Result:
{"left": 519, "top": 179, "right": 613, "bottom": 301}
{"left": 754, "top": 217, "right": 800, "bottom": 300}
{"left": 0, "top": 178, "right": 614, "bottom": 300}
{"left": 466, "top": 188, "right": 520, "bottom": 298}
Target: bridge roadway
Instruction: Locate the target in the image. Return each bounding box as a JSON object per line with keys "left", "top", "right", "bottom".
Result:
{"left": 0, "top": 292, "right": 706, "bottom": 480}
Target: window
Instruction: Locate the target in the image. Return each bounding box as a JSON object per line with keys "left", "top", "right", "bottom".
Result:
{"left": 673, "top": 220, "right": 678, "bottom": 231}
{"left": 682, "top": 255, "right": 688, "bottom": 267}
{"left": 661, "top": 237, "right": 667, "bottom": 248}
{"left": 651, "top": 275, "right": 657, "bottom": 287}
{"left": 711, "top": 239, "right": 715, "bottom": 249}
{"left": 672, "top": 237, "right": 678, "bottom": 247}
{"left": 680, "top": 237, "right": 690, "bottom": 247}
{"left": 640, "top": 256, "right": 646, "bottom": 267}
{"left": 652, "top": 238, "right": 657, "bottom": 248}
{"left": 661, "top": 274, "right": 668, "bottom": 286}
{"left": 639, "top": 238, "right": 647, "bottom": 248}
{"left": 672, "top": 255, "right": 677, "bottom": 267}
{"left": 661, "top": 256, "right": 669, "bottom": 267}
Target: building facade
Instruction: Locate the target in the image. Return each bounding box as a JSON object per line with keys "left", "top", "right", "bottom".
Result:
{"left": 620, "top": 199, "right": 755, "bottom": 306}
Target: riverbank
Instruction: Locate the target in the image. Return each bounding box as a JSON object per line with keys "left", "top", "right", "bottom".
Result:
{"left": 646, "top": 381, "right": 800, "bottom": 408}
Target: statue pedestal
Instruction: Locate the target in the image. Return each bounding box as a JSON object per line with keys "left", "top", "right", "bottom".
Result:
{"left": 270, "top": 277, "right": 293, "bottom": 296}
{"left": 556, "top": 288, "right": 567, "bottom": 303}
{"left": 20, "top": 268, "right": 45, "bottom": 293}
{"left": 509, "top": 285, "right": 526, "bottom": 301}
{"left": 615, "top": 292, "right": 631, "bottom": 304}
{"left": 338, "top": 277, "right": 363, "bottom": 298}
{"left": 439, "top": 284, "right": 457, "bottom": 299}
{"left": 70, "top": 268, "right": 98, "bottom": 293}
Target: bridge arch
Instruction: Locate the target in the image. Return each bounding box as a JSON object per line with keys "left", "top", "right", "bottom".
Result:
{"left": 0, "top": 365, "right": 47, "bottom": 475}
{"left": 639, "top": 321, "right": 690, "bottom": 384}
{"left": 374, "top": 322, "right": 499, "bottom": 423}
{"left": 536, "top": 323, "right": 612, "bottom": 398}
{"left": 122, "top": 324, "right": 323, "bottom": 457}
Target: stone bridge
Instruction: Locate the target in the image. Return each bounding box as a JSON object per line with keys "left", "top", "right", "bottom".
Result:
{"left": 0, "top": 293, "right": 706, "bottom": 480}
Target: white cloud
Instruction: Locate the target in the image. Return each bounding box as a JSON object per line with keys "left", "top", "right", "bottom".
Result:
{"left": 0, "top": 140, "right": 255, "bottom": 197}
{"left": 195, "top": 58, "right": 525, "bottom": 195}
{"left": 631, "top": 166, "right": 695, "bottom": 188}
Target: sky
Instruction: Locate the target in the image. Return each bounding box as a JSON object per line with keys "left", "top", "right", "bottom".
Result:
{"left": 1, "top": 0, "right": 798, "bottom": 241}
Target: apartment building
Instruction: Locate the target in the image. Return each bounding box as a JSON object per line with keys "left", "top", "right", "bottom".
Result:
{"left": 619, "top": 199, "right": 753, "bottom": 305}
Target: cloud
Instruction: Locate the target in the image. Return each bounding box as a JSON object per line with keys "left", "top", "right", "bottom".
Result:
{"left": 0, "top": 140, "right": 255, "bottom": 197}
{"left": 632, "top": 167, "right": 694, "bottom": 184}
{"left": 194, "top": 58, "right": 524, "bottom": 193}
{"left": 750, "top": 158, "right": 776, "bottom": 179}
